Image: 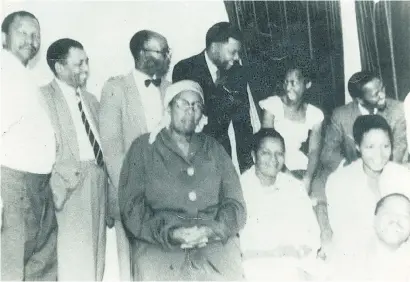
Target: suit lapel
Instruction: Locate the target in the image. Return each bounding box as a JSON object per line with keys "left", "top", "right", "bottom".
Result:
{"left": 124, "top": 72, "right": 148, "bottom": 132}
{"left": 49, "top": 80, "right": 80, "bottom": 160}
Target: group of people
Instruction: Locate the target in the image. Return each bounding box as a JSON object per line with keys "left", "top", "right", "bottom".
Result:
{"left": 1, "top": 9, "right": 410, "bottom": 281}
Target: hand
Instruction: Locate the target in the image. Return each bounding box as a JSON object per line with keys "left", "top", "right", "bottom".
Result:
{"left": 171, "top": 226, "right": 208, "bottom": 249}
{"left": 317, "top": 229, "right": 333, "bottom": 260}
{"left": 106, "top": 215, "right": 115, "bottom": 229}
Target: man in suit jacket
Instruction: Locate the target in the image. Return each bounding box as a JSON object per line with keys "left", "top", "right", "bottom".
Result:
{"left": 1, "top": 11, "right": 57, "bottom": 280}
{"left": 312, "top": 70, "right": 407, "bottom": 258}
{"left": 41, "top": 38, "right": 107, "bottom": 280}
{"left": 99, "top": 30, "right": 171, "bottom": 280}
{"left": 173, "top": 22, "right": 261, "bottom": 174}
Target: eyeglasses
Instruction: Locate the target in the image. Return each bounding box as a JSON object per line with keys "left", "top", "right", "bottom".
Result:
{"left": 174, "top": 98, "right": 203, "bottom": 112}
{"left": 142, "top": 48, "right": 171, "bottom": 57}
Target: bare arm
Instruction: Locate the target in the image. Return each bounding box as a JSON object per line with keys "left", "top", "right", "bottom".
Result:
{"left": 262, "top": 110, "right": 275, "bottom": 128}
{"left": 305, "top": 121, "right": 323, "bottom": 193}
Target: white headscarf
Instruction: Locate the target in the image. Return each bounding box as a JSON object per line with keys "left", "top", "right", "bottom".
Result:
{"left": 149, "top": 80, "right": 208, "bottom": 144}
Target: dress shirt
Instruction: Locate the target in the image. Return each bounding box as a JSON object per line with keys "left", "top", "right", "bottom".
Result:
{"left": 404, "top": 93, "right": 410, "bottom": 154}
{"left": 132, "top": 69, "right": 163, "bottom": 132}
{"left": 56, "top": 79, "right": 99, "bottom": 161}
{"left": 204, "top": 51, "right": 261, "bottom": 174}
{"left": 358, "top": 102, "right": 377, "bottom": 115}
{"left": 1, "top": 50, "right": 56, "bottom": 173}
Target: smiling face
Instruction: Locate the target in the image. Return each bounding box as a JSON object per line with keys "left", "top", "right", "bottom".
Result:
{"left": 3, "top": 15, "right": 40, "bottom": 65}
{"left": 375, "top": 196, "right": 410, "bottom": 248}
{"left": 211, "top": 37, "right": 241, "bottom": 70}
{"left": 55, "top": 47, "right": 89, "bottom": 88}
{"left": 358, "top": 128, "right": 392, "bottom": 173}
{"left": 359, "top": 78, "right": 387, "bottom": 112}
{"left": 254, "top": 136, "right": 285, "bottom": 179}
{"left": 283, "top": 69, "right": 311, "bottom": 104}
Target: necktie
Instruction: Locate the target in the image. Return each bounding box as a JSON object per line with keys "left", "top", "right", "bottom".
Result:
{"left": 145, "top": 78, "right": 161, "bottom": 87}
{"left": 76, "top": 90, "right": 104, "bottom": 167}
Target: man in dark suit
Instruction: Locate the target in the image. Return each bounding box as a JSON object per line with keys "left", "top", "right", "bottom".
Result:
{"left": 173, "top": 22, "right": 260, "bottom": 173}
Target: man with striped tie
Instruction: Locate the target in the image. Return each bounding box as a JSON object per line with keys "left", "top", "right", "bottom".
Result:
{"left": 41, "top": 38, "right": 107, "bottom": 280}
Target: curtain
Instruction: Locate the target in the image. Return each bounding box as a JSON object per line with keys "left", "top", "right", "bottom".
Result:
{"left": 356, "top": 0, "right": 410, "bottom": 101}
{"left": 224, "top": 1, "right": 345, "bottom": 117}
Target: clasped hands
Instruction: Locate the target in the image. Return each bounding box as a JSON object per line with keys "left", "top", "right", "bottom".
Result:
{"left": 170, "top": 226, "right": 219, "bottom": 249}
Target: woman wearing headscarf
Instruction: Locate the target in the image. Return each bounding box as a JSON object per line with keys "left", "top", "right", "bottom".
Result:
{"left": 118, "top": 80, "right": 246, "bottom": 281}
{"left": 240, "top": 128, "right": 323, "bottom": 280}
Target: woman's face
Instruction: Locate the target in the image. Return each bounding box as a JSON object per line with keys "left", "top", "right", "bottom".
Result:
{"left": 283, "top": 69, "right": 309, "bottom": 103}
{"left": 254, "top": 137, "right": 285, "bottom": 178}
{"left": 169, "top": 90, "right": 203, "bottom": 136}
{"left": 358, "top": 128, "right": 392, "bottom": 172}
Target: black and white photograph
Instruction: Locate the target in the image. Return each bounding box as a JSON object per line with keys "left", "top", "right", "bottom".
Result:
{"left": 1, "top": 0, "right": 410, "bottom": 280}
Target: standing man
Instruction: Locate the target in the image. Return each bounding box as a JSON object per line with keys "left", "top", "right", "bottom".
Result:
{"left": 99, "top": 30, "right": 171, "bottom": 280}
{"left": 173, "top": 22, "right": 261, "bottom": 174}
{"left": 1, "top": 11, "right": 58, "bottom": 280}
{"left": 41, "top": 38, "right": 107, "bottom": 280}
{"left": 312, "top": 71, "right": 407, "bottom": 258}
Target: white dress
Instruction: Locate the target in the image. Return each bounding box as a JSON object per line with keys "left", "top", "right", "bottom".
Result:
{"left": 259, "top": 96, "right": 324, "bottom": 171}
{"left": 240, "top": 167, "right": 323, "bottom": 280}
{"left": 326, "top": 160, "right": 410, "bottom": 279}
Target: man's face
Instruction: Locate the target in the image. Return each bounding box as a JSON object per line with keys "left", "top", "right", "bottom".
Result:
{"left": 56, "top": 47, "right": 89, "bottom": 88}
{"left": 359, "top": 78, "right": 387, "bottom": 111}
{"left": 374, "top": 197, "right": 410, "bottom": 249}
{"left": 141, "top": 35, "right": 171, "bottom": 78}
{"left": 213, "top": 37, "right": 241, "bottom": 70}
{"left": 3, "top": 15, "right": 40, "bottom": 65}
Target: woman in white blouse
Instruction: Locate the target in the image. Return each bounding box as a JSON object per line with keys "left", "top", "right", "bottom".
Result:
{"left": 259, "top": 62, "right": 324, "bottom": 193}
{"left": 326, "top": 115, "right": 410, "bottom": 279}
{"left": 240, "top": 128, "right": 322, "bottom": 280}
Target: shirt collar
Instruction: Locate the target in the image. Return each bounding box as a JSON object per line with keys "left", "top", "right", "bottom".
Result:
{"left": 133, "top": 68, "right": 160, "bottom": 86}
{"left": 55, "top": 78, "right": 77, "bottom": 97}
{"left": 1, "top": 49, "right": 27, "bottom": 71}
{"left": 357, "top": 101, "right": 378, "bottom": 115}
{"left": 204, "top": 50, "right": 218, "bottom": 81}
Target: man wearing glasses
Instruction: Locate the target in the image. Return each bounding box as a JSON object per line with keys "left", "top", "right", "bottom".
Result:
{"left": 311, "top": 71, "right": 407, "bottom": 261}
{"left": 173, "top": 22, "right": 261, "bottom": 174}
{"left": 99, "top": 30, "right": 171, "bottom": 281}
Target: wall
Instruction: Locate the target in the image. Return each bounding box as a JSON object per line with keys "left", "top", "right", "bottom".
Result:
{"left": 2, "top": 0, "right": 229, "bottom": 99}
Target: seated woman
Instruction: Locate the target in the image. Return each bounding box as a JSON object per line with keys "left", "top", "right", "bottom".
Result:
{"left": 240, "top": 128, "right": 322, "bottom": 280}
{"left": 259, "top": 61, "right": 324, "bottom": 192}
{"left": 326, "top": 115, "right": 410, "bottom": 278}
{"left": 118, "top": 80, "right": 246, "bottom": 281}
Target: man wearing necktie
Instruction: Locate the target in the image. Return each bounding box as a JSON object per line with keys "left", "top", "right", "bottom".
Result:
{"left": 310, "top": 71, "right": 407, "bottom": 261}
{"left": 40, "top": 38, "right": 107, "bottom": 280}
{"left": 173, "top": 22, "right": 261, "bottom": 174}
{"left": 99, "top": 30, "right": 171, "bottom": 280}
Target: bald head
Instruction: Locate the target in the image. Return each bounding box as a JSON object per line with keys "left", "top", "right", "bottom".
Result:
{"left": 375, "top": 193, "right": 410, "bottom": 216}
{"left": 129, "top": 30, "right": 170, "bottom": 77}
{"left": 374, "top": 193, "right": 410, "bottom": 249}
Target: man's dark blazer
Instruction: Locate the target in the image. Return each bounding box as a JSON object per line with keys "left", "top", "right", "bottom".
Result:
{"left": 173, "top": 51, "right": 254, "bottom": 173}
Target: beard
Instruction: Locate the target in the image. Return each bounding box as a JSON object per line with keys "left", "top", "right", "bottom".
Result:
{"left": 144, "top": 58, "right": 169, "bottom": 78}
